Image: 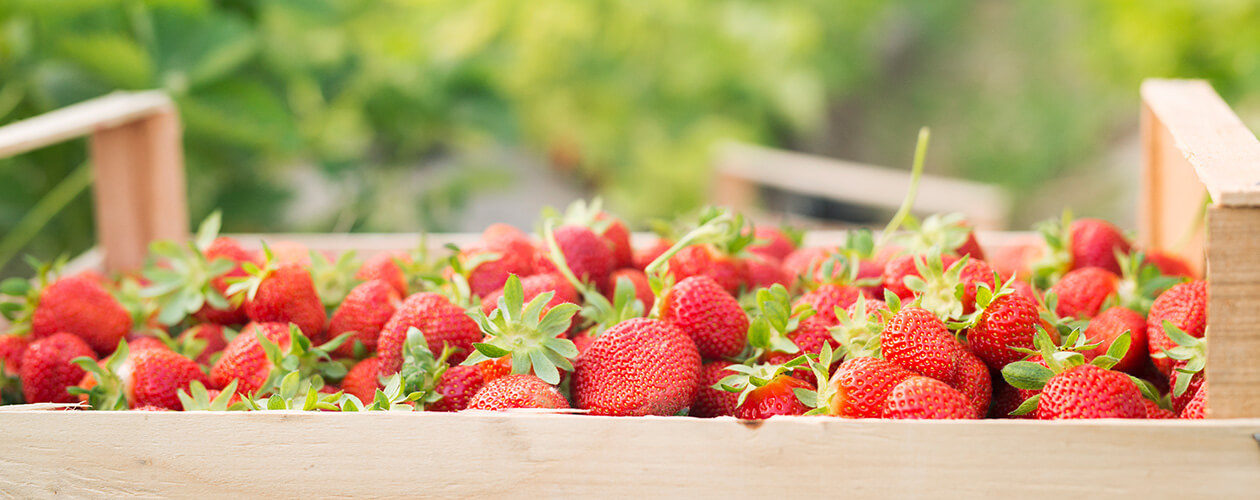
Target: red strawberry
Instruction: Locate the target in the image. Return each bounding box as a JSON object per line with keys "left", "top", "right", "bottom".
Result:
{"left": 466, "top": 374, "right": 569, "bottom": 411}
{"left": 881, "top": 254, "right": 958, "bottom": 301}
{"left": 234, "top": 261, "right": 326, "bottom": 338}
{"left": 744, "top": 254, "right": 792, "bottom": 291}
{"left": 1037, "top": 364, "right": 1145, "bottom": 419}
{"left": 989, "top": 240, "right": 1044, "bottom": 281}
{"left": 462, "top": 243, "right": 536, "bottom": 298}
{"left": 128, "top": 337, "right": 170, "bottom": 353}
{"left": 595, "top": 212, "right": 634, "bottom": 269}
{"left": 666, "top": 244, "right": 748, "bottom": 295}
{"left": 1179, "top": 384, "right": 1206, "bottom": 419}
{"left": 481, "top": 223, "right": 534, "bottom": 250}
{"left": 356, "top": 252, "right": 409, "bottom": 296}
{"left": 659, "top": 275, "right": 749, "bottom": 359}
{"left": 781, "top": 246, "right": 834, "bottom": 280}
{"left": 31, "top": 275, "right": 132, "bottom": 356}
{"left": 1143, "top": 250, "right": 1196, "bottom": 279}
{"left": 748, "top": 226, "right": 797, "bottom": 262}
{"left": 951, "top": 353, "right": 992, "bottom": 417}
{"left": 326, "top": 280, "right": 401, "bottom": 357}
{"left": 429, "top": 364, "right": 484, "bottom": 412}
{"left": 883, "top": 376, "right": 976, "bottom": 420}
{"left": 179, "top": 323, "right": 228, "bottom": 366}
{"left": 825, "top": 356, "right": 915, "bottom": 418}
{"left": 479, "top": 273, "right": 577, "bottom": 316}
{"left": 537, "top": 225, "right": 614, "bottom": 288}
{"left": 19, "top": 333, "right": 94, "bottom": 403}
{"left": 0, "top": 335, "right": 29, "bottom": 402}
{"left": 989, "top": 381, "right": 1036, "bottom": 419}
{"left": 733, "top": 374, "right": 811, "bottom": 419}
{"left": 196, "top": 236, "right": 261, "bottom": 324}
{"left": 209, "top": 322, "right": 290, "bottom": 394}
{"left": 632, "top": 238, "right": 673, "bottom": 271}
{"left": 1069, "top": 218, "right": 1131, "bottom": 274}
{"left": 967, "top": 292, "right": 1041, "bottom": 370}
{"left": 377, "top": 292, "right": 482, "bottom": 371}
{"left": 122, "top": 348, "right": 210, "bottom": 410}
{"left": 1048, "top": 267, "right": 1118, "bottom": 319}
{"left": 1143, "top": 399, "right": 1176, "bottom": 419}
{"left": 267, "top": 241, "right": 313, "bottom": 266}
{"left": 1170, "top": 370, "right": 1204, "bottom": 414}
{"left": 341, "top": 356, "right": 384, "bottom": 403}
{"left": 1083, "top": 307, "right": 1148, "bottom": 374}
{"left": 606, "top": 268, "right": 655, "bottom": 311}
{"left": 956, "top": 229, "right": 987, "bottom": 262}
{"left": 573, "top": 318, "right": 702, "bottom": 416}
{"left": 881, "top": 307, "right": 958, "bottom": 382}
{"left": 691, "top": 361, "right": 739, "bottom": 418}
{"left": 795, "top": 284, "right": 864, "bottom": 327}
{"left": 1146, "top": 280, "right": 1207, "bottom": 376}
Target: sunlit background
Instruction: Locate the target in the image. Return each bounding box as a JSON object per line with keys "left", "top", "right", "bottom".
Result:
{"left": 1, "top": 0, "right": 1258, "bottom": 276}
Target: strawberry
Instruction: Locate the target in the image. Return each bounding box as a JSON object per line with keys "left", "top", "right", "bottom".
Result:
{"left": 196, "top": 236, "right": 259, "bottom": 325}
{"left": 137, "top": 214, "right": 258, "bottom": 327}
{"left": 714, "top": 358, "right": 812, "bottom": 419}
{"left": 30, "top": 274, "right": 131, "bottom": 356}
{"left": 830, "top": 296, "right": 888, "bottom": 359}
{"left": 429, "top": 364, "right": 484, "bottom": 412}
{"left": 178, "top": 323, "right": 228, "bottom": 366}
{"left": 883, "top": 376, "right": 976, "bottom": 420}
{"left": 572, "top": 318, "right": 702, "bottom": 416}
{"left": 463, "top": 275, "right": 581, "bottom": 385}
{"left": 951, "top": 353, "right": 992, "bottom": 417}
{"left": 632, "top": 238, "right": 673, "bottom": 271}
{"left": 899, "top": 254, "right": 992, "bottom": 320}
{"left": 748, "top": 226, "right": 798, "bottom": 262}
{"left": 209, "top": 322, "right": 290, "bottom": 394}
{"left": 665, "top": 245, "right": 748, "bottom": 295}
{"left": 466, "top": 374, "right": 569, "bottom": 411}
{"left": 376, "top": 292, "right": 482, "bottom": 372}
{"left": 326, "top": 279, "right": 401, "bottom": 357}
{"left": 794, "top": 284, "right": 864, "bottom": 327}
{"left": 73, "top": 340, "right": 209, "bottom": 410}
{"left": 481, "top": 223, "right": 534, "bottom": 250}
{"left": 342, "top": 356, "right": 385, "bottom": 403}
{"left": 782, "top": 246, "right": 835, "bottom": 281}
{"left": 1151, "top": 319, "right": 1206, "bottom": 412}
{"left": 1069, "top": 218, "right": 1131, "bottom": 274}
{"left": 821, "top": 356, "right": 914, "bottom": 418}
{"left": 1143, "top": 250, "right": 1196, "bottom": 279}
{"left": 882, "top": 305, "right": 990, "bottom": 416}
{"left": 1179, "top": 384, "right": 1206, "bottom": 419}
{"left": 226, "top": 248, "right": 326, "bottom": 338}
{"left": 461, "top": 242, "right": 536, "bottom": 299}
{"left": 881, "top": 254, "right": 958, "bottom": 301}
{"left": 1082, "top": 307, "right": 1148, "bottom": 374}
{"left": 1143, "top": 398, "right": 1177, "bottom": 419}
{"left": 536, "top": 225, "right": 614, "bottom": 288}
{"left": 1037, "top": 364, "right": 1145, "bottom": 419}
{"left": 19, "top": 333, "right": 94, "bottom": 404}
{"left": 209, "top": 322, "right": 346, "bottom": 396}
{"left": 1146, "top": 280, "right": 1206, "bottom": 376}
{"left": 128, "top": 337, "right": 171, "bottom": 353}
{"left": 606, "top": 268, "right": 654, "bottom": 311}
{"left": 595, "top": 212, "right": 634, "bottom": 269}
{"left": 690, "top": 361, "right": 739, "bottom": 418}
{"left": 988, "top": 239, "right": 1044, "bottom": 281}
{"left": 356, "top": 251, "right": 410, "bottom": 297}
{"left": 965, "top": 286, "right": 1041, "bottom": 370}
{"left": 659, "top": 275, "right": 749, "bottom": 359}
{"left": 1048, "top": 267, "right": 1118, "bottom": 319}
{"left": 745, "top": 254, "right": 792, "bottom": 291}
{"left": 267, "top": 241, "right": 313, "bottom": 266}
{"left": 0, "top": 334, "right": 28, "bottom": 404}
{"left": 479, "top": 273, "right": 577, "bottom": 316}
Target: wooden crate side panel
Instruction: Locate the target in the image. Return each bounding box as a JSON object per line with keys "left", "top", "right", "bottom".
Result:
{"left": 1139, "top": 102, "right": 1207, "bottom": 272}
{"left": 0, "top": 412, "right": 1258, "bottom": 498}
{"left": 1206, "top": 206, "right": 1260, "bottom": 418}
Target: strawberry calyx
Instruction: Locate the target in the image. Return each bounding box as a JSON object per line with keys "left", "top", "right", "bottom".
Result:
{"left": 309, "top": 250, "right": 362, "bottom": 309}
{"left": 1113, "top": 250, "right": 1185, "bottom": 315}
{"left": 949, "top": 273, "right": 1018, "bottom": 332}
{"left": 253, "top": 323, "right": 352, "bottom": 399}
{"left": 339, "top": 372, "right": 426, "bottom": 412}
{"left": 178, "top": 379, "right": 240, "bottom": 411}
{"left": 1000, "top": 327, "right": 1138, "bottom": 416}
{"left": 896, "top": 212, "right": 974, "bottom": 257}
{"left": 462, "top": 275, "right": 581, "bottom": 385}
{"left": 644, "top": 207, "right": 751, "bottom": 282}
{"left": 578, "top": 275, "right": 646, "bottom": 339}
{"left": 830, "top": 295, "right": 886, "bottom": 359}
{"left": 141, "top": 212, "right": 237, "bottom": 326}
{"left": 547, "top": 198, "right": 615, "bottom": 235}
{"left": 397, "top": 326, "right": 453, "bottom": 409}
{"left": 795, "top": 344, "right": 843, "bottom": 415}
{"left": 224, "top": 242, "right": 280, "bottom": 308}
{"left": 715, "top": 355, "right": 810, "bottom": 407}
{"left": 236, "top": 369, "right": 344, "bottom": 411}
{"left": 1029, "top": 209, "right": 1074, "bottom": 289}
{"left": 70, "top": 339, "right": 133, "bottom": 410}
{"left": 1152, "top": 320, "right": 1206, "bottom": 397}
{"left": 904, "top": 253, "right": 970, "bottom": 322}
{"left": 0, "top": 255, "right": 68, "bottom": 335}
{"left": 744, "top": 284, "right": 812, "bottom": 359}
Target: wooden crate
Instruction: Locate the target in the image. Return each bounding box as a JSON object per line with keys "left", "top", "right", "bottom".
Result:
{"left": 0, "top": 80, "right": 1259, "bottom": 498}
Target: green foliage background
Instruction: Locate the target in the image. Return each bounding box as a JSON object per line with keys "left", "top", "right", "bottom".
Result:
{"left": 0, "top": 0, "right": 1257, "bottom": 274}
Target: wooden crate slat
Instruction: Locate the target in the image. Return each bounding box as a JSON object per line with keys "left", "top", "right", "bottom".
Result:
{"left": 0, "top": 91, "right": 173, "bottom": 158}
{"left": 1140, "top": 79, "right": 1260, "bottom": 207}
{"left": 1206, "top": 207, "right": 1260, "bottom": 418}
{"left": 0, "top": 412, "right": 1257, "bottom": 497}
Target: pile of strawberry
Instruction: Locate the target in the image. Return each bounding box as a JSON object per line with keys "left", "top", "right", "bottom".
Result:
{"left": 0, "top": 198, "right": 1207, "bottom": 419}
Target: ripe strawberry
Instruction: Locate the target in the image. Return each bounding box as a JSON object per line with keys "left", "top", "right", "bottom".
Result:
{"left": 267, "top": 241, "right": 313, "bottom": 266}
{"left": 967, "top": 291, "right": 1041, "bottom": 370}
{"left": 1082, "top": 307, "right": 1148, "bottom": 374}
{"left": 690, "top": 361, "right": 739, "bottom": 418}
{"left": 462, "top": 243, "right": 536, "bottom": 298}
{"left": 326, "top": 280, "right": 401, "bottom": 357}
{"left": 1170, "top": 370, "right": 1204, "bottom": 414}
{"left": 536, "top": 225, "right": 614, "bottom": 288}
{"left": 1179, "top": 384, "right": 1206, "bottom": 419}
{"left": 1037, "top": 364, "right": 1144, "bottom": 419}
{"left": 479, "top": 273, "right": 577, "bottom": 316}
{"left": 179, "top": 323, "right": 228, "bottom": 366}
{"left": 209, "top": 322, "right": 290, "bottom": 394}
{"left": 606, "top": 268, "right": 654, "bottom": 311}
{"left": 748, "top": 226, "right": 798, "bottom": 262}
{"left": 228, "top": 255, "right": 326, "bottom": 338}
{"left": 1048, "top": 267, "right": 1118, "bottom": 319}
{"left": 466, "top": 374, "right": 569, "bottom": 411}
{"left": 1146, "top": 281, "right": 1207, "bottom": 376}
{"left": 1143, "top": 398, "right": 1176, "bottom": 419}
{"left": 463, "top": 275, "right": 581, "bottom": 385}
{"left": 795, "top": 284, "right": 864, "bottom": 327}
{"left": 830, "top": 296, "right": 888, "bottom": 359}
{"left": 76, "top": 342, "right": 210, "bottom": 410}
{"left": 1069, "top": 218, "right": 1131, "bottom": 274}
{"left": 595, "top": 212, "right": 634, "bottom": 269}
{"left": 429, "top": 364, "right": 484, "bottom": 412}
{"left": 989, "top": 239, "right": 1044, "bottom": 281}
{"left": 19, "top": 333, "right": 94, "bottom": 403}
{"left": 377, "top": 292, "right": 482, "bottom": 372}
{"left": 31, "top": 275, "right": 132, "bottom": 356}
{"left": 881, "top": 307, "right": 959, "bottom": 383}
{"left": 0, "top": 334, "right": 28, "bottom": 403}
{"left": 733, "top": 374, "right": 811, "bottom": 419}
{"left": 633, "top": 238, "right": 673, "bottom": 271}
{"left": 883, "top": 376, "right": 976, "bottom": 420}
{"left": 659, "top": 275, "right": 749, "bottom": 359}
{"left": 573, "top": 318, "right": 702, "bottom": 416}
{"left": 744, "top": 254, "right": 792, "bottom": 291}
{"left": 951, "top": 353, "right": 992, "bottom": 417}
{"left": 666, "top": 245, "right": 749, "bottom": 295}
{"left": 781, "top": 246, "right": 835, "bottom": 281}
{"left": 341, "top": 356, "right": 384, "bottom": 403}
{"left": 824, "top": 356, "right": 914, "bottom": 418}
{"left": 356, "top": 252, "right": 409, "bottom": 296}
{"left": 481, "top": 223, "right": 534, "bottom": 250}
{"left": 128, "top": 337, "right": 170, "bottom": 352}
{"left": 1143, "top": 250, "right": 1196, "bottom": 279}
{"left": 196, "top": 236, "right": 261, "bottom": 324}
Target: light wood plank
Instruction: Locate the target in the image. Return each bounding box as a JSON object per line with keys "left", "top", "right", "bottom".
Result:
{"left": 0, "top": 91, "right": 173, "bottom": 159}
{"left": 1139, "top": 101, "right": 1207, "bottom": 273}
{"left": 0, "top": 412, "right": 1255, "bottom": 498}
{"left": 1140, "top": 79, "right": 1260, "bottom": 207}
{"left": 1206, "top": 207, "right": 1260, "bottom": 418}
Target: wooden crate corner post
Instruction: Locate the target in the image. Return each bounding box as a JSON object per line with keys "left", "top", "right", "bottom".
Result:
{"left": 1140, "top": 79, "right": 1260, "bottom": 419}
